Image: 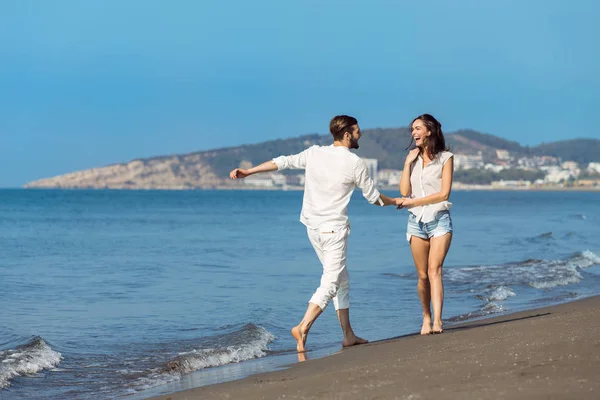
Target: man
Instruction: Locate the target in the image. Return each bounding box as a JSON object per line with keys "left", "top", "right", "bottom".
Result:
{"left": 230, "top": 115, "right": 404, "bottom": 352}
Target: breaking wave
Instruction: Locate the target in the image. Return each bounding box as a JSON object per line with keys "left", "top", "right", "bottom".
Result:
{"left": 445, "top": 250, "right": 600, "bottom": 323}
{"left": 487, "top": 286, "right": 516, "bottom": 302}
{"left": 445, "top": 250, "right": 599, "bottom": 291}
{"left": 0, "top": 337, "right": 62, "bottom": 389}
{"left": 128, "top": 323, "right": 275, "bottom": 392}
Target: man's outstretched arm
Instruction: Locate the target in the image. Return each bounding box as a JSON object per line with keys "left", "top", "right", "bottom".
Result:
{"left": 230, "top": 147, "right": 311, "bottom": 179}
{"left": 230, "top": 161, "right": 278, "bottom": 179}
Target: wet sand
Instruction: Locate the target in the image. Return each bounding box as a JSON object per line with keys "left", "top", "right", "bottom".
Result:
{"left": 148, "top": 296, "right": 600, "bottom": 400}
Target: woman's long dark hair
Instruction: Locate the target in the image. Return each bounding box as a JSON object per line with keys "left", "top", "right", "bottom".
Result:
{"left": 405, "top": 114, "right": 448, "bottom": 159}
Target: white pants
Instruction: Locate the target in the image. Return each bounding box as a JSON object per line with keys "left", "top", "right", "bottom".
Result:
{"left": 306, "top": 225, "right": 350, "bottom": 311}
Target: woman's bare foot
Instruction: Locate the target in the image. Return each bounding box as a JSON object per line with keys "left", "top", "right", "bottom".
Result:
{"left": 342, "top": 333, "right": 368, "bottom": 347}
{"left": 291, "top": 325, "right": 308, "bottom": 352}
{"left": 421, "top": 316, "right": 432, "bottom": 335}
{"left": 432, "top": 321, "right": 443, "bottom": 334}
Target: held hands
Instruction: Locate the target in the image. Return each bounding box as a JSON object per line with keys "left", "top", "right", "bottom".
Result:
{"left": 395, "top": 197, "right": 412, "bottom": 210}
{"left": 229, "top": 168, "right": 250, "bottom": 179}
{"left": 405, "top": 148, "right": 420, "bottom": 165}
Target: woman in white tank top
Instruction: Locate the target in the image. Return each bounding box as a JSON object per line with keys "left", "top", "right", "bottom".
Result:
{"left": 399, "top": 114, "right": 454, "bottom": 335}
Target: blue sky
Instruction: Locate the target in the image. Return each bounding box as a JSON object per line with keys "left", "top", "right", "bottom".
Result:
{"left": 1, "top": 0, "right": 598, "bottom": 187}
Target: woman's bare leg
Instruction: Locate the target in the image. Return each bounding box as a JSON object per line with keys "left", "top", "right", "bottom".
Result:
{"left": 409, "top": 236, "right": 432, "bottom": 335}
{"left": 428, "top": 233, "right": 452, "bottom": 333}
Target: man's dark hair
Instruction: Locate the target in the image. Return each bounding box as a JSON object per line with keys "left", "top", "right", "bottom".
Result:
{"left": 329, "top": 115, "right": 358, "bottom": 141}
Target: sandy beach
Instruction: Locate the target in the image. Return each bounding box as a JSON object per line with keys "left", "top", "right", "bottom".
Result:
{"left": 148, "top": 296, "right": 599, "bottom": 400}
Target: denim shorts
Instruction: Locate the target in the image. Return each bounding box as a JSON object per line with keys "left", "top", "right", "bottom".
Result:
{"left": 406, "top": 211, "right": 453, "bottom": 242}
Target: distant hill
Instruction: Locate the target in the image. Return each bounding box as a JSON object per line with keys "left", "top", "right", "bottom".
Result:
{"left": 530, "top": 139, "right": 600, "bottom": 164}
{"left": 449, "top": 129, "right": 525, "bottom": 154}
{"left": 24, "top": 128, "right": 600, "bottom": 189}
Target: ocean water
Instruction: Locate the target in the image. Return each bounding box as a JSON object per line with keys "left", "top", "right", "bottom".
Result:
{"left": 1, "top": 189, "right": 599, "bottom": 399}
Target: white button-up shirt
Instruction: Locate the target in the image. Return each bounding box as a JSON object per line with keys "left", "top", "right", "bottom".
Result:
{"left": 408, "top": 151, "right": 454, "bottom": 223}
{"left": 273, "top": 145, "right": 382, "bottom": 230}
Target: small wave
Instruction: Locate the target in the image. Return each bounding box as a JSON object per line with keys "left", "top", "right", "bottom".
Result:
{"left": 166, "top": 331, "right": 275, "bottom": 374}
{"left": 516, "top": 232, "right": 555, "bottom": 245}
{"left": 467, "top": 286, "right": 515, "bottom": 322}
{"left": 488, "top": 286, "right": 516, "bottom": 302}
{"left": 445, "top": 250, "right": 599, "bottom": 291}
{"left": 579, "top": 250, "right": 600, "bottom": 266}
{"left": 444, "top": 251, "right": 600, "bottom": 324}
{"left": 129, "top": 323, "right": 275, "bottom": 391}
{"left": 0, "top": 337, "right": 62, "bottom": 389}
{"left": 527, "top": 251, "right": 600, "bottom": 289}
{"left": 381, "top": 272, "right": 410, "bottom": 279}
{"left": 531, "top": 292, "right": 578, "bottom": 304}
{"left": 537, "top": 232, "right": 554, "bottom": 239}
{"left": 446, "top": 302, "right": 506, "bottom": 323}
{"left": 529, "top": 267, "right": 583, "bottom": 289}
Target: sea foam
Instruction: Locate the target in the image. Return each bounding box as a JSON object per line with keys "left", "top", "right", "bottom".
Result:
{"left": 0, "top": 337, "right": 62, "bottom": 389}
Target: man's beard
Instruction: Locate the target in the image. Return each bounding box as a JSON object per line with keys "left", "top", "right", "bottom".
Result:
{"left": 350, "top": 138, "right": 359, "bottom": 149}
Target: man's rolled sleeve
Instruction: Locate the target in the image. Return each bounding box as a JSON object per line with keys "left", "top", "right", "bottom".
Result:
{"left": 272, "top": 147, "right": 312, "bottom": 171}
{"left": 272, "top": 156, "right": 288, "bottom": 170}
{"left": 354, "top": 159, "right": 382, "bottom": 204}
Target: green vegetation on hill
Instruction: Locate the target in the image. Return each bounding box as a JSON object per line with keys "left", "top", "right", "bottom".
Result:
{"left": 531, "top": 139, "right": 600, "bottom": 165}
{"left": 452, "top": 129, "right": 525, "bottom": 153}
{"left": 355, "top": 127, "right": 412, "bottom": 169}
{"left": 200, "top": 134, "right": 330, "bottom": 178}
{"left": 199, "top": 127, "right": 599, "bottom": 179}
{"left": 25, "top": 124, "right": 600, "bottom": 189}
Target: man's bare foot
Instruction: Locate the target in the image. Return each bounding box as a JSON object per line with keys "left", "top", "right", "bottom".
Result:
{"left": 421, "top": 316, "right": 432, "bottom": 335}
{"left": 432, "top": 321, "right": 443, "bottom": 334}
{"left": 291, "top": 326, "right": 307, "bottom": 352}
{"left": 342, "top": 334, "right": 368, "bottom": 347}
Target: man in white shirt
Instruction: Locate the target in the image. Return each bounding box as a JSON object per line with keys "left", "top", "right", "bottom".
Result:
{"left": 230, "top": 115, "right": 404, "bottom": 353}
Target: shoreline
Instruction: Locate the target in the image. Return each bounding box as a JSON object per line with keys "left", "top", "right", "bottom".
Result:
{"left": 145, "top": 295, "right": 600, "bottom": 400}
{"left": 215, "top": 185, "right": 600, "bottom": 192}
{"left": 9, "top": 185, "right": 600, "bottom": 192}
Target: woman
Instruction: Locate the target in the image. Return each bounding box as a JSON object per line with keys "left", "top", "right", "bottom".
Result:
{"left": 399, "top": 114, "right": 454, "bottom": 335}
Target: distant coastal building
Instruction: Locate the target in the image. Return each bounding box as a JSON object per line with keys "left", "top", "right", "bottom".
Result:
{"left": 518, "top": 155, "right": 561, "bottom": 170}
{"left": 577, "top": 179, "right": 600, "bottom": 187}
{"left": 517, "top": 157, "right": 538, "bottom": 170}
{"left": 495, "top": 149, "right": 510, "bottom": 160}
{"left": 541, "top": 166, "right": 575, "bottom": 183}
{"left": 587, "top": 162, "right": 600, "bottom": 174}
{"left": 271, "top": 173, "right": 286, "bottom": 186}
{"left": 362, "top": 158, "right": 379, "bottom": 184}
{"left": 243, "top": 172, "right": 296, "bottom": 188}
{"left": 492, "top": 180, "right": 532, "bottom": 188}
{"left": 244, "top": 175, "right": 275, "bottom": 187}
{"left": 484, "top": 163, "right": 506, "bottom": 173}
{"left": 377, "top": 169, "right": 402, "bottom": 186}
{"left": 454, "top": 153, "right": 484, "bottom": 170}
{"left": 561, "top": 161, "right": 579, "bottom": 171}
